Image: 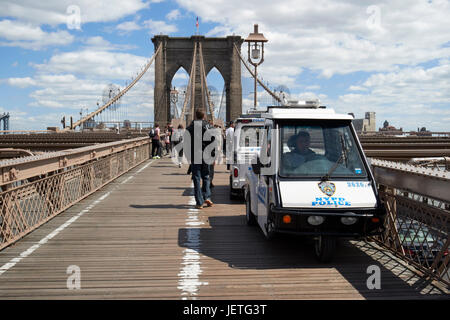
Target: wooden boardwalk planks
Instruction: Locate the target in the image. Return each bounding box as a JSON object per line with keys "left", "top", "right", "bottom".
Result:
{"left": 0, "top": 158, "right": 448, "bottom": 299}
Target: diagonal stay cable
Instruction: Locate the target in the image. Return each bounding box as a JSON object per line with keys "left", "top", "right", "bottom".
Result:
{"left": 66, "top": 43, "right": 163, "bottom": 131}
{"left": 198, "top": 42, "right": 215, "bottom": 123}
{"left": 180, "top": 42, "right": 198, "bottom": 121}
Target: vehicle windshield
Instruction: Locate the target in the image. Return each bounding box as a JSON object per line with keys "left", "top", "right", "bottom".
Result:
{"left": 279, "top": 121, "right": 367, "bottom": 178}
{"left": 399, "top": 229, "right": 435, "bottom": 244}
{"left": 238, "top": 125, "right": 263, "bottom": 147}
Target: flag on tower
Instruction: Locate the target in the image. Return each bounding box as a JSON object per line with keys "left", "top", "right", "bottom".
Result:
{"left": 196, "top": 16, "right": 199, "bottom": 34}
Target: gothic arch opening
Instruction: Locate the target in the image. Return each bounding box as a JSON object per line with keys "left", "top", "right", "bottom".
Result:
{"left": 152, "top": 35, "right": 243, "bottom": 125}
{"left": 170, "top": 66, "right": 190, "bottom": 120}
{"left": 206, "top": 67, "right": 226, "bottom": 122}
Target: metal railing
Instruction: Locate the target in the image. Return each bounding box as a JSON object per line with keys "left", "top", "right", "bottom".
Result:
{"left": 0, "top": 137, "right": 150, "bottom": 250}
{"left": 371, "top": 159, "right": 449, "bottom": 286}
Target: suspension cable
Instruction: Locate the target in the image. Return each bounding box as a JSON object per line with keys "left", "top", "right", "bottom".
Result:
{"left": 198, "top": 42, "right": 215, "bottom": 123}
{"left": 218, "top": 84, "right": 225, "bottom": 120}
{"left": 180, "top": 42, "right": 198, "bottom": 121}
{"left": 65, "top": 43, "right": 163, "bottom": 131}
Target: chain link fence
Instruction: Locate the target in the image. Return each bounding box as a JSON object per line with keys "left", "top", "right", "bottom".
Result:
{"left": 0, "top": 138, "right": 150, "bottom": 250}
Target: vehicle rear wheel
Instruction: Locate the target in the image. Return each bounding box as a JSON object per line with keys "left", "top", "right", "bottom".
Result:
{"left": 314, "top": 235, "right": 336, "bottom": 263}
{"left": 230, "top": 189, "right": 239, "bottom": 200}
{"left": 245, "top": 192, "right": 257, "bottom": 226}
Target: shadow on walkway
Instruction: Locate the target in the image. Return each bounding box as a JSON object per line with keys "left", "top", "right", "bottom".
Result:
{"left": 178, "top": 215, "right": 448, "bottom": 299}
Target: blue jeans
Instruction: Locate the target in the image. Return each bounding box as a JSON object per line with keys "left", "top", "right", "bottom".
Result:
{"left": 191, "top": 164, "right": 211, "bottom": 206}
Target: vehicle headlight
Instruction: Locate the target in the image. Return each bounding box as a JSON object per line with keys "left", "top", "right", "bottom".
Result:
{"left": 307, "top": 215, "right": 325, "bottom": 226}
{"left": 341, "top": 216, "right": 358, "bottom": 225}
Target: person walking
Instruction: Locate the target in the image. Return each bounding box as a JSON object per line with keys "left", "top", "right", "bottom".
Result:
{"left": 164, "top": 127, "right": 170, "bottom": 156}
{"left": 186, "top": 109, "right": 213, "bottom": 209}
{"left": 151, "top": 124, "right": 161, "bottom": 159}
{"left": 167, "top": 122, "right": 174, "bottom": 153}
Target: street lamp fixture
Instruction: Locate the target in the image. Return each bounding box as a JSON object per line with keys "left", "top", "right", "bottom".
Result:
{"left": 170, "top": 87, "right": 179, "bottom": 119}
{"left": 245, "top": 24, "right": 268, "bottom": 109}
{"left": 170, "top": 87, "right": 179, "bottom": 104}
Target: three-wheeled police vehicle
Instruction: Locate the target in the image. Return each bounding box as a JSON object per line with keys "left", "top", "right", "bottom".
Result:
{"left": 244, "top": 100, "right": 386, "bottom": 262}
{"left": 229, "top": 112, "right": 265, "bottom": 199}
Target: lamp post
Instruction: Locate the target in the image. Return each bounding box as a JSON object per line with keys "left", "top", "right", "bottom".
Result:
{"left": 170, "top": 87, "right": 179, "bottom": 119}
{"left": 245, "top": 24, "right": 268, "bottom": 109}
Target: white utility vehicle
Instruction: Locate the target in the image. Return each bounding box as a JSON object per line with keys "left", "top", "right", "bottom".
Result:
{"left": 229, "top": 112, "right": 265, "bottom": 199}
{"left": 244, "top": 101, "right": 386, "bottom": 262}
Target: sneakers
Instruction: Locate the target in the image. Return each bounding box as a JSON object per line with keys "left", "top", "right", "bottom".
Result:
{"left": 204, "top": 199, "right": 213, "bottom": 207}
{"left": 178, "top": 163, "right": 182, "bottom": 168}
{"left": 194, "top": 200, "right": 213, "bottom": 209}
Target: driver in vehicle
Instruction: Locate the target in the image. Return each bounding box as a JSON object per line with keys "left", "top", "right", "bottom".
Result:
{"left": 282, "top": 131, "right": 317, "bottom": 169}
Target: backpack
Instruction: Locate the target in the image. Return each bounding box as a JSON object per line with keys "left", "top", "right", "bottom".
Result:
{"left": 149, "top": 128, "right": 156, "bottom": 138}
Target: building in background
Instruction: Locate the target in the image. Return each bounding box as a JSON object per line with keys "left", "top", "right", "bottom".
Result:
{"left": 410, "top": 127, "right": 432, "bottom": 136}
{"left": 351, "top": 112, "right": 376, "bottom": 133}
{"left": 379, "top": 120, "right": 403, "bottom": 135}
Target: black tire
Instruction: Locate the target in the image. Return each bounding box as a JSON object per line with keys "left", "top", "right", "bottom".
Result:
{"left": 314, "top": 235, "right": 336, "bottom": 263}
{"left": 265, "top": 221, "right": 276, "bottom": 241}
{"left": 245, "top": 192, "right": 257, "bottom": 226}
{"left": 229, "top": 189, "right": 239, "bottom": 200}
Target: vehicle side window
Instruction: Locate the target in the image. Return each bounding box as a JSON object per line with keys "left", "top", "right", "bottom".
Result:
{"left": 259, "top": 124, "right": 272, "bottom": 166}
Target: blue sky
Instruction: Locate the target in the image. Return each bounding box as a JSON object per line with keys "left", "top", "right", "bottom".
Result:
{"left": 0, "top": 0, "right": 449, "bottom": 131}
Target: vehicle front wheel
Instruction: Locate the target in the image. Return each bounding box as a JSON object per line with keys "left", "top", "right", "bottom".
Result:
{"left": 265, "top": 221, "right": 276, "bottom": 241}
{"left": 245, "top": 192, "right": 257, "bottom": 226}
{"left": 314, "top": 235, "right": 336, "bottom": 263}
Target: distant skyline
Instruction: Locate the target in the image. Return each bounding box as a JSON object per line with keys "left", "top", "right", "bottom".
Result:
{"left": 0, "top": 0, "right": 449, "bottom": 131}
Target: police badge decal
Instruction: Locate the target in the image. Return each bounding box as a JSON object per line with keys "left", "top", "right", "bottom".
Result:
{"left": 318, "top": 181, "right": 336, "bottom": 196}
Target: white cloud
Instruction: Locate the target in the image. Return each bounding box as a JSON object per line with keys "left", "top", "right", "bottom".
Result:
{"left": 32, "top": 50, "right": 148, "bottom": 80}
{"left": 166, "top": 9, "right": 181, "bottom": 21}
{"left": 143, "top": 19, "right": 177, "bottom": 35}
{"left": 333, "top": 61, "right": 450, "bottom": 131}
{"left": 0, "top": 19, "right": 74, "bottom": 50}
{"left": 174, "top": 0, "right": 450, "bottom": 130}
{"left": 177, "top": 0, "right": 450, "bottom": 78}
{"left": 82, "top": 36, "right": 136, "bottom": 51}
{"left": 3, "top": 44, "right": 156, "bottom": 130}
{"left": 1, "top": 1, "right": 149, "bottom": 26}
{"left": 116, "top": 20, "right": 142, "bottom": 34}
{"left": 7, "top": 77, "right": 37, "bottom": 88}
{"left": 349, "top": 85, "right": 368, "bottom": 91}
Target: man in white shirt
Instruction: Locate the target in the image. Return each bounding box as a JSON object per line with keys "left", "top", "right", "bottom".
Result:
{"left": 225, "top": 121, "right": 234, "bottom": 169}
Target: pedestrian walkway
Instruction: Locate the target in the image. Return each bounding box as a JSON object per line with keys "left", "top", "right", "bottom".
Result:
{"left": 0, "top": 158, "right": 447, "bottom": 299}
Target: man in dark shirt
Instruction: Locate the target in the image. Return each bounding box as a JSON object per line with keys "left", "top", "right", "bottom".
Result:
{"left": 185, "top": 109, "right": 214, "bottom": 209}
